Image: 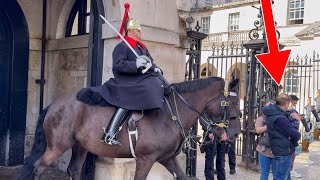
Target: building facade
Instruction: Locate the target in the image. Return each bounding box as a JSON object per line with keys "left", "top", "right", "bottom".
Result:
{"left": 183, "top": 0, "right": 320, "bottom": 113}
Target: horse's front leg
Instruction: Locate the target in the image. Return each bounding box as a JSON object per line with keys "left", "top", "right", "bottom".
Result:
{"left": 134, "top": 155, "right": 157, "bottom": 180}
{"left": 159, "top": 156, "right": 187, "bottom": 180}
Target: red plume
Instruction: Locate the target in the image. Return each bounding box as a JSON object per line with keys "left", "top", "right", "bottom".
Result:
{"left": 117, "top": 3, "right": 130, "bottom": 39}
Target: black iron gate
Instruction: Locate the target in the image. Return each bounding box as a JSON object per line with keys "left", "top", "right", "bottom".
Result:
{"left": 184, "top": 21, "right": 208, "bottom": 177}
{"left": 198, "top": 2, "right": 280, "bottom": 170}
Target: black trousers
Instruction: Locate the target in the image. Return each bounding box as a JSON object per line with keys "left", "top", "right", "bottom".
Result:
{"left": 204, "top": 139, "right": 226, "bottom": 180}
{"left": 227, "top": 140, "right": 236, "bottom": 170}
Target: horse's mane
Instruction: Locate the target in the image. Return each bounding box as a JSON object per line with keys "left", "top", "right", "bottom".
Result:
{"left": 172, "top": 77, "right": 223, "bottom": 93}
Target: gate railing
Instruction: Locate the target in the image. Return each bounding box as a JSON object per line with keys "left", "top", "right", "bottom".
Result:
{"left": 202, "top": 30, "right": 252, "bottom": 45}
{"left": 283, "top": 51, "right": 320, "bottom": 141}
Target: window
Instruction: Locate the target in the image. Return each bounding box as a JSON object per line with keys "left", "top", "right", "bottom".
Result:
{"left": 205, "top": 0, "right": 212, "bottom": 4}
{"left": 286, "top": 72, "right": 299, "bottom": 93}
{"left": 66, "top": 0, "right": 91, "bottom": 36}
{"left": 201, "top": 17, "right": 210, "bottom": 34}
{"left": 288, "top": 0, "right": 304, "bottom": 24}
{"left": 228, "top": 13, "right": 239, "bottom": 32}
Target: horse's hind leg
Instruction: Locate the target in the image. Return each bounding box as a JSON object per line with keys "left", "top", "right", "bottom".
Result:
{"left": 67, "top": 144, "right": 88, "bottom": 180}
{"left": 159, "top": 156, "right": 187, "bottom": 180}
{"left": 32, "top": 147, "right": 66, "bottom": 180}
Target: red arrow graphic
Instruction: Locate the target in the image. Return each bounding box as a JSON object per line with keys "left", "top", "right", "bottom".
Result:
{"left": 255, "top": 0, "right": 291, "bottom": 86}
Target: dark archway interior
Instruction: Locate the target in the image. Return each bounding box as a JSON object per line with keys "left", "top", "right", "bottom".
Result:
{"left": 0, "top": 1, "right": 29, "bottom": 166}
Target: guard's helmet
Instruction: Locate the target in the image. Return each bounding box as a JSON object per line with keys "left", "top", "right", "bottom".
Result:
{"left": 118, "top": 3, "right": 142, "bottom": 38}
{"left": 126, "top": 19, "right": 141, "bottom": 32}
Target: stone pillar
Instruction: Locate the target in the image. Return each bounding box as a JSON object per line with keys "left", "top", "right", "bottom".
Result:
{"left": 95, "top": 153, "right": 186, "bottom": 180}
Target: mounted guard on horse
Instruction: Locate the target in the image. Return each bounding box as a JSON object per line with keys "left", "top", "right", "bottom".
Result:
{"left": 89, "top": 3, "right": 165, "bottom": 145}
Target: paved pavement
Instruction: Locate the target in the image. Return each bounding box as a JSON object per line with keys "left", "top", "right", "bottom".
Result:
{"left": 196, "top": 139, "right": 320, "bottom": 180}
{"left": 1, "top": 140, "right": 320, "bottom": 179}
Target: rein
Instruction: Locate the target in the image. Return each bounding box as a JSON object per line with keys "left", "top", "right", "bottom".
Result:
{"left": 158, "top": 73, "right": 235, "bottom": 151}
{"left": 165, "top": 87, "right": 230, "bottom": 151}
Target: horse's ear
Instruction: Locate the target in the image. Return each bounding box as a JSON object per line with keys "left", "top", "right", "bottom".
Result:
{"left": 229, "top": 79, "right": 239, "bottom": 92}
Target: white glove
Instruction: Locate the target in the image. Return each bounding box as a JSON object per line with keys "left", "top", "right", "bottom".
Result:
{"left": 136, "top": 55, "right": 152, "bottom": 69}
{"left": 154, "top": 67, "right": 162, "bottom": 74}
{"left": 136, "top": 56, "right": 147, "bottom": 69}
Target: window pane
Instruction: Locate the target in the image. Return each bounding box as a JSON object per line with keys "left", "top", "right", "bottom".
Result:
{"left": 87, "top": 0, "right": 91, "bottom": 13}
{"left": 295, "top": 11, "right": 300, "bottom": 18}
{"left": 229, "top": 13, "right": 239, "bottom": 31}
{"left": 71, "top": 12, "right": 79, "bottom": 35}
{"left": 296, "top": 2, "right": 300, "bottom": 8}
{"left": 292, "top": 79, "right": 298, "bottom": 85}
{"left": 201, "top": 17, "right": 210, "bottom": 34}
{"left": 290, "top": 12, "right": 294, "bottom": 19}
{"left": 86, "top": 16, "right": 90, "bottom": 33}
{"left": 290, "top": 2, "right": 294, "bottom": 9}
{"left": 292, "top": 87, "right": 297, "bottom": 93}
{"left": 286, "top": 86, "right": 291, "bottom": 92}
{"left": 301, "top": 10, "right": 304, "bottom": 18}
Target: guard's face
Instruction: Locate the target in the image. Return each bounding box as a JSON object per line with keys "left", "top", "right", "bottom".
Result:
{"left": 128, "top": 29, "right": 142, "bottom": 41}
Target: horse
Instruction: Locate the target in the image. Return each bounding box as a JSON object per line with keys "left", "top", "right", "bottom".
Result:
{"left": 18, "top": 77, "right": 240, "bottom": 180}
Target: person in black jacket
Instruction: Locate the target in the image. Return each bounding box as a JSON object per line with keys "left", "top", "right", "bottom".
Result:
{"left": 91, "top": 4, "right": 164, "bottom": 145}
{"left": 262, "top": 93, "right": 301, "bottom": 180}
{"left": 200, "top": 117, "right": 227, "bottom": 180}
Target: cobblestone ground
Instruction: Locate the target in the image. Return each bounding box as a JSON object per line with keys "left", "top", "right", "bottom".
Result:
{"left": 196, "top": 139, "right": 320, "bottom": 180}
{"left": 0, "top": 165, "right": 69, "bottom": 180}
{"left": 1, "top": 140, "right": 320, "bottom": 179}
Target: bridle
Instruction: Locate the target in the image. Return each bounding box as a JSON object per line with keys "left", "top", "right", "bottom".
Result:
{"left": 158, "top": 73, "right": 239, "bottom": 150}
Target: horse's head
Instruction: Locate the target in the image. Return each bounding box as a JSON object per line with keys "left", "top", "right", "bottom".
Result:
{"left": 204, "top": 79, "right": 241, "bottom": 141}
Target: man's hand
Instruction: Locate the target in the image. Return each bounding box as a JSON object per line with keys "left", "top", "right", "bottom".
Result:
{"left": 136, "top": 56, "right": 147, "bottom": 69}
{"left": 221, "top": 130, "right": 227, "bottom": 141}
{"left": 290, "top": 112, "right": 301, "bottom": 121}
{"left": 136, "top": 55, "right": 152, "bottom": 69}
{"left": 208, "top": 133, "right": 215, "bottom": 141}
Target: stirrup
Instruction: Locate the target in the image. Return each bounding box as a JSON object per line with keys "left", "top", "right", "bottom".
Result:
{"left": 100, "top": 127, "right": 122, "bottom": 145}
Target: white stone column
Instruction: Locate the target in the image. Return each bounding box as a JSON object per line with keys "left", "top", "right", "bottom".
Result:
{"left": 95, "top": 153, "right": 186, "bottom": 180}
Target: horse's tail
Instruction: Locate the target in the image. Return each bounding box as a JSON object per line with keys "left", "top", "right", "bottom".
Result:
{"left": 17, "top": 106, "right": 50, "bottom": 180}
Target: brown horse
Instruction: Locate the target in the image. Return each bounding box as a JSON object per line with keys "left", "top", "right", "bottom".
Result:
{"left": 18, "top": 77, "right": 240, "bottom": 180}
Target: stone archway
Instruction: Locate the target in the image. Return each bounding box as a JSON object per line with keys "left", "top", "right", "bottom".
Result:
{"left": 200, "top": 63, "right": 217, "bottom": 78}
{"left": 0, "top": 1, "right": 29, "bottom": 166}
{"left": 226, "top": 63, "right": 246, "bottom": 100}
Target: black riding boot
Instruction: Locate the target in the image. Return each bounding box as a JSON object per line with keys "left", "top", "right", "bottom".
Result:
{"left": 101, "top": 108, "right": 128, "bottom": 145}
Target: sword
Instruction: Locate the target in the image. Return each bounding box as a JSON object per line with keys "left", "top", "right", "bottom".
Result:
{"left": 100, "top": 15, "right": 152, "bottom": 74}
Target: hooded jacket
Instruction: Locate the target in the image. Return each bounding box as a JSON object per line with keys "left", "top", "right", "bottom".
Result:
{"left": 262, "top": 104, "right": 301, "bottom": 156}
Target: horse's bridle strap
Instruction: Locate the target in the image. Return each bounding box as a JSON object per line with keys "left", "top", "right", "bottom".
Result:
{"left": 172, "top": 88, "right": 203, "bottom": 116}
{"left": 172, "top": 88, "right": 226, "bottom": 116}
